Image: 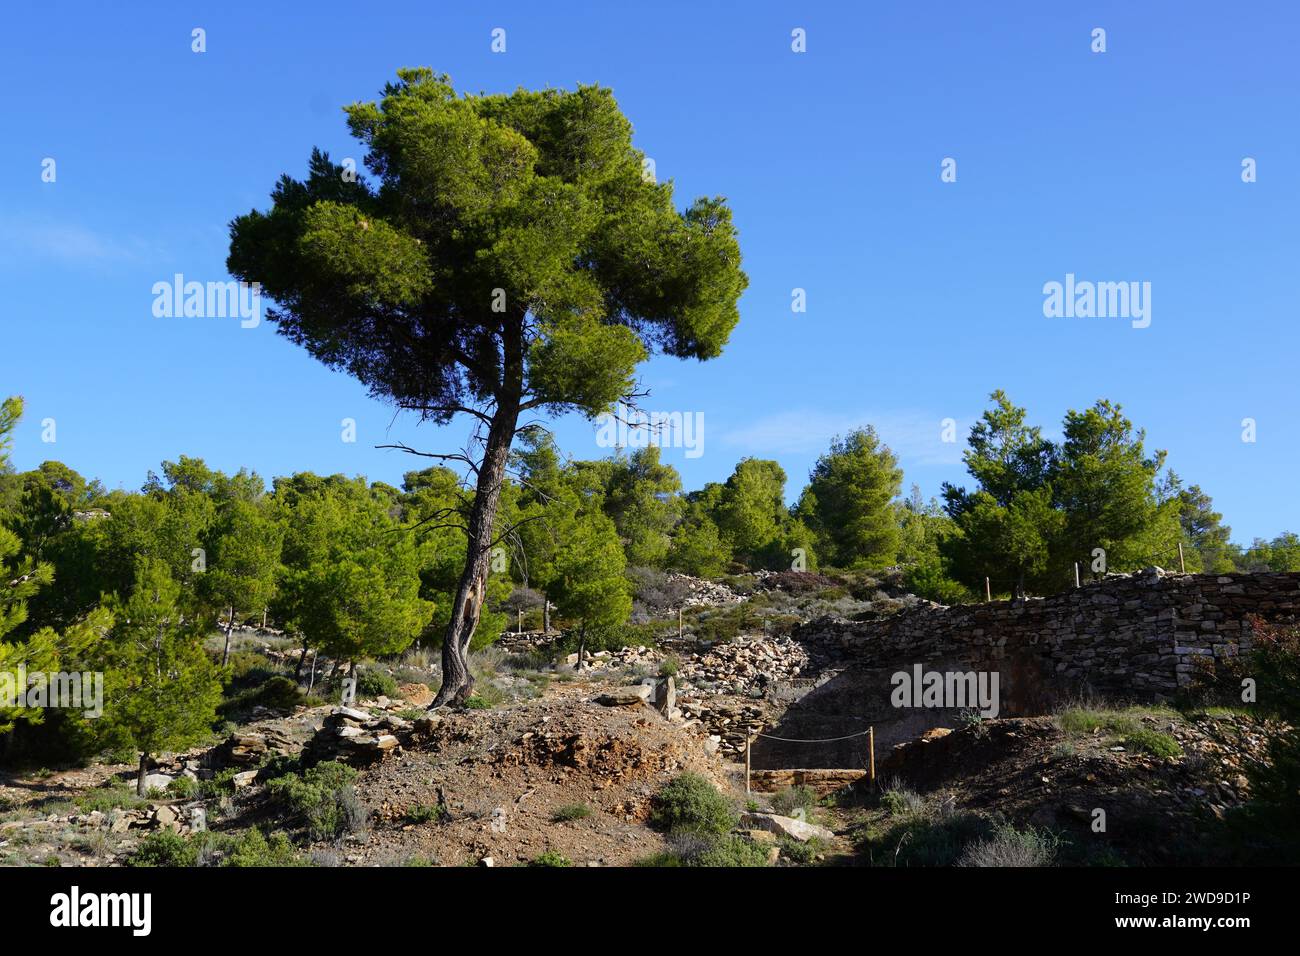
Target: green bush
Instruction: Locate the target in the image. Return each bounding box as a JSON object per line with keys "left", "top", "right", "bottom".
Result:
{"left": 650, "top": 773, "right": 737, "bottom": 836}
{"left": 529, "top": 850, "right": 573, "bottom": 867}
{"left": 218, "top": 675, "right": 305, "bottom": 718}
{"left": 126, "top": 830, "right": 196, "bottom": 867}
{"left": 551, "top": 803, "right": 592, "bottom": 823}
{"left": 126, "top": 828, "right": 304, "bottom": 867}
{"left": 770, "top": 785, "right": 818, "bottom": 819}
{"left": 405, "top": 803, "right": 446, "bottom": 825}
{"left": 692, "top": 835, "right": 771, "bottom": 867}
{"left": 266, "top": 761, "right": 365, "bottom": 840}
{"left": 355, "top": 669, "right": 398, "bottom": 699}
{"left": 167, "top": 776, "right": 197, "bottom": 799}
{"left": 639, "top": 834, "right": 771, "bottom": 867}
{"left": 777, "top": 836, "right": 824, "bottom": 864}
{"left": 222, "top": 828, "right": 303, "bottom": 867}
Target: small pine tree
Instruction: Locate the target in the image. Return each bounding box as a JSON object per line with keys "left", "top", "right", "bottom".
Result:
{"left": 101, "top": 559, "right": 224, "bottom": 795}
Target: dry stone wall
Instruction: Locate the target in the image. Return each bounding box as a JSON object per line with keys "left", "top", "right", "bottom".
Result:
{"left": 796, "top": 569, "right": 1300, "bottom": 707}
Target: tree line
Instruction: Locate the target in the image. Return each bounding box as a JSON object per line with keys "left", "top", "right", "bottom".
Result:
{"left": 3, "top": 385, "right": 1293, "bottom": 785}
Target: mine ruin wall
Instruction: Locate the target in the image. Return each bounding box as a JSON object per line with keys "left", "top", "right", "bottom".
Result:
{"left": 795, "top": 569, "right": 1300, "bottom": 707}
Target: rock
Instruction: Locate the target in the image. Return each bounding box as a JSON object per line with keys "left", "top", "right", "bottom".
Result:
{"left": 740, "top": 811, "right": 834, "bottom": 843}
{"left": 334, "top": 706, "right": 372, "bottom": 722}
{"left": 232, "top": 770, "right": 259, "bottom": 789}
{"left": 743, "top": 828, "right": 777, "bottom": 845}
{"left": 654, "top": 676, "right": 676, "bottom": 716}
{"left": 480, "top": 856, "right": 495, "bottom": 867}
{"left": 142, "top": 773, "right": 174, "bottom": 793}
{"left": 397, "top": 682, "right": 434, "bottom": 707}
{"left": 153, "top": 805, "right": 178, "bottom": 829}
{"left": 594, "top": 685, "right": 653, "bottom": 706}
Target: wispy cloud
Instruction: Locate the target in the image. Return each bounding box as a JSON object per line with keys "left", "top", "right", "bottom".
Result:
{"left": 0, "top": 216, "right": 165, "bottom": 266}
{"left": 722, "top": 408, "right": 971, "bottom": 467}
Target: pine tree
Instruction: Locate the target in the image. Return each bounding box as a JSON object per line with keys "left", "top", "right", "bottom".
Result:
{"left": 228, "top": 70, "right": 746, "bottom": 704}
{"left": 100, "top": 559, "right": 223, "bottom": 795}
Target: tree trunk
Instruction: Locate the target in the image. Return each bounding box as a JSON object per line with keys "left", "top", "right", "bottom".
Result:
{"left": 543, "top": 597, "right": 551, "bottom": 637}
{"left": 576, "top": 621, "right": 587, "bottom": 672}
{"left": 221, "top": 604, "right": 235, "bottom": 668}
{"left": 431, "top": 335, "right": 524, "bottom": 708}
{"left": 295, "top": 638, "right": 309, "bottom": 680}
{"left": 136, "top": 751, "right": 150, "bottom": 797}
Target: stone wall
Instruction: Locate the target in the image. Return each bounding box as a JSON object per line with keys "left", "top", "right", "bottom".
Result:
{"left": 752, "top": 570, "right": 1300, "bottom": 769}
{"left": 797, "top": 569, "right": 1300, "bottom": 703}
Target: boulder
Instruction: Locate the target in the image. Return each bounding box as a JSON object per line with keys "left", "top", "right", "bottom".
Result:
{"left": 141, "top": 773, "right": 174, "bottom": 793}
{"left": 594, "top": 685, "right": 653, "bottom": 707}
{"left": 740, "top": 811, "right": 834, "bottom": 843}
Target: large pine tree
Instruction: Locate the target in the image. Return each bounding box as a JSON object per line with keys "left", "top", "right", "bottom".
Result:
{"left": 228, "top": 70, "right": 746, "bottom": 704}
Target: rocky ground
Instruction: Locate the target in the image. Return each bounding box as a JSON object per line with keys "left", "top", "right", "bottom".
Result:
{"left": 0, "top": 571, "right": 1291, "bottom": 867}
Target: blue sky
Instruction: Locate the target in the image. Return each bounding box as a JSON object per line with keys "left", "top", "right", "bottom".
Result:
{"left": 1, "top": 1, "right": 1296, "bottom": 544}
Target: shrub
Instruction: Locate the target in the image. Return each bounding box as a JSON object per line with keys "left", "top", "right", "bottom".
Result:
{"left": 658, "top": 656, "right": 679, "bottom": 679}
{"left": 76, "top": 784, "right": 146, "bottom": 814}
{"left": 222, "top": 828, "right": 303, "bottom": 867}
{"left": 777, "top": 836, "right": 824, "bottom": 864}
{"left": 770, "top": 785, "right": 818, "bottom": 819}
{"left": 405, "top": 803, "right": 446, "bottom": 825}
{"left": 640, "top": 832, "right": 770, "bottom": 867}
{"left": 880, "top": 786, "right": 927, "bottom": 817}
{"left": 218, "top": 675, "right": 305, "bottom": 719}
{"left": 167, "top": 776, "right": 197, "bottom": 799}
{"left": 551, "top": 803, "right": 592, "bottom": 823}
{"left": 956, "top": 825, "right": 1059, "bottom": 867}
{"left": 529, "top": 850, "right": 573, "bottom": 867}
{"left": 266, "top": 761, "right": 365, "bottom": 840}
{"left": 127, "top": 828, "right": 304, "bottom": 867}
{"left": 650, "top": 773, "right": 737, "bottom": 836}
{"left": 126, "top": 830, "right": 196, "bottom": 867}
{"left": 355, "top": 669, "right": 397, "bottom": 699}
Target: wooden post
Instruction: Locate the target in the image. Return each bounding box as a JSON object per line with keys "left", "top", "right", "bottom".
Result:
{"left": 745, "top": 735, "right": 752, "bottom": 794}
{"left": 517, "top": 609, "right": 523, "bottom": 635}
{"left": 1074, "top": 562, "right": 1080, "bottom": 588}
{"left": 1178, "top": 542, "right": 1186, "bottom": 573}
{"left": 678, "top": 607, "right": 683, "bottom": 640}
{"left": 985, "top": 577, "right": 991, "bottom": 602}
{"left": 868, "top": 726, "right": 876, "bottom": 785}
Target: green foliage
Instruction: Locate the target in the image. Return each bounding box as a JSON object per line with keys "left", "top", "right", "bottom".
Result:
{"left": 943, "top": 391, "right": 1181, "bottom": 597}
{"left": 798, "top": 428, "right": 902, "bottom": 569}
{"left": 274, "top": 475, "right": 434, "bottom": 665}
{"left": 266, "top": 761, "right": 365, "bottom": 840}
{"left": 127, "top": 828, "right": 304, "bottom": 867}
{"left": 218, "top": 675, "right": 305, "bottom": 720}
{"left": 97, "top": 559, "right": 223, "bottom": 788}
{"left": 551, "top": 803, "right": 592, "bottom": 823}
{"left": 551, "top": 507, "right": 632, "bottom": 635}
{"left": 404, "top": 802, "right": 446, "bottom": 825}
{"left": 650, "top": 772, "right": 737, "bottom": 836}
{"left": 770, "top": 785, "right": 818, "bottom": 819}
{"left": 1056, "top": 708, "right": 1182, "bottom": 758}
{"left": 354, "top": 669, "right": 397, "bottom": 699}
{"left": 529, "top": 850, "right": 573, "bottom": 867}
